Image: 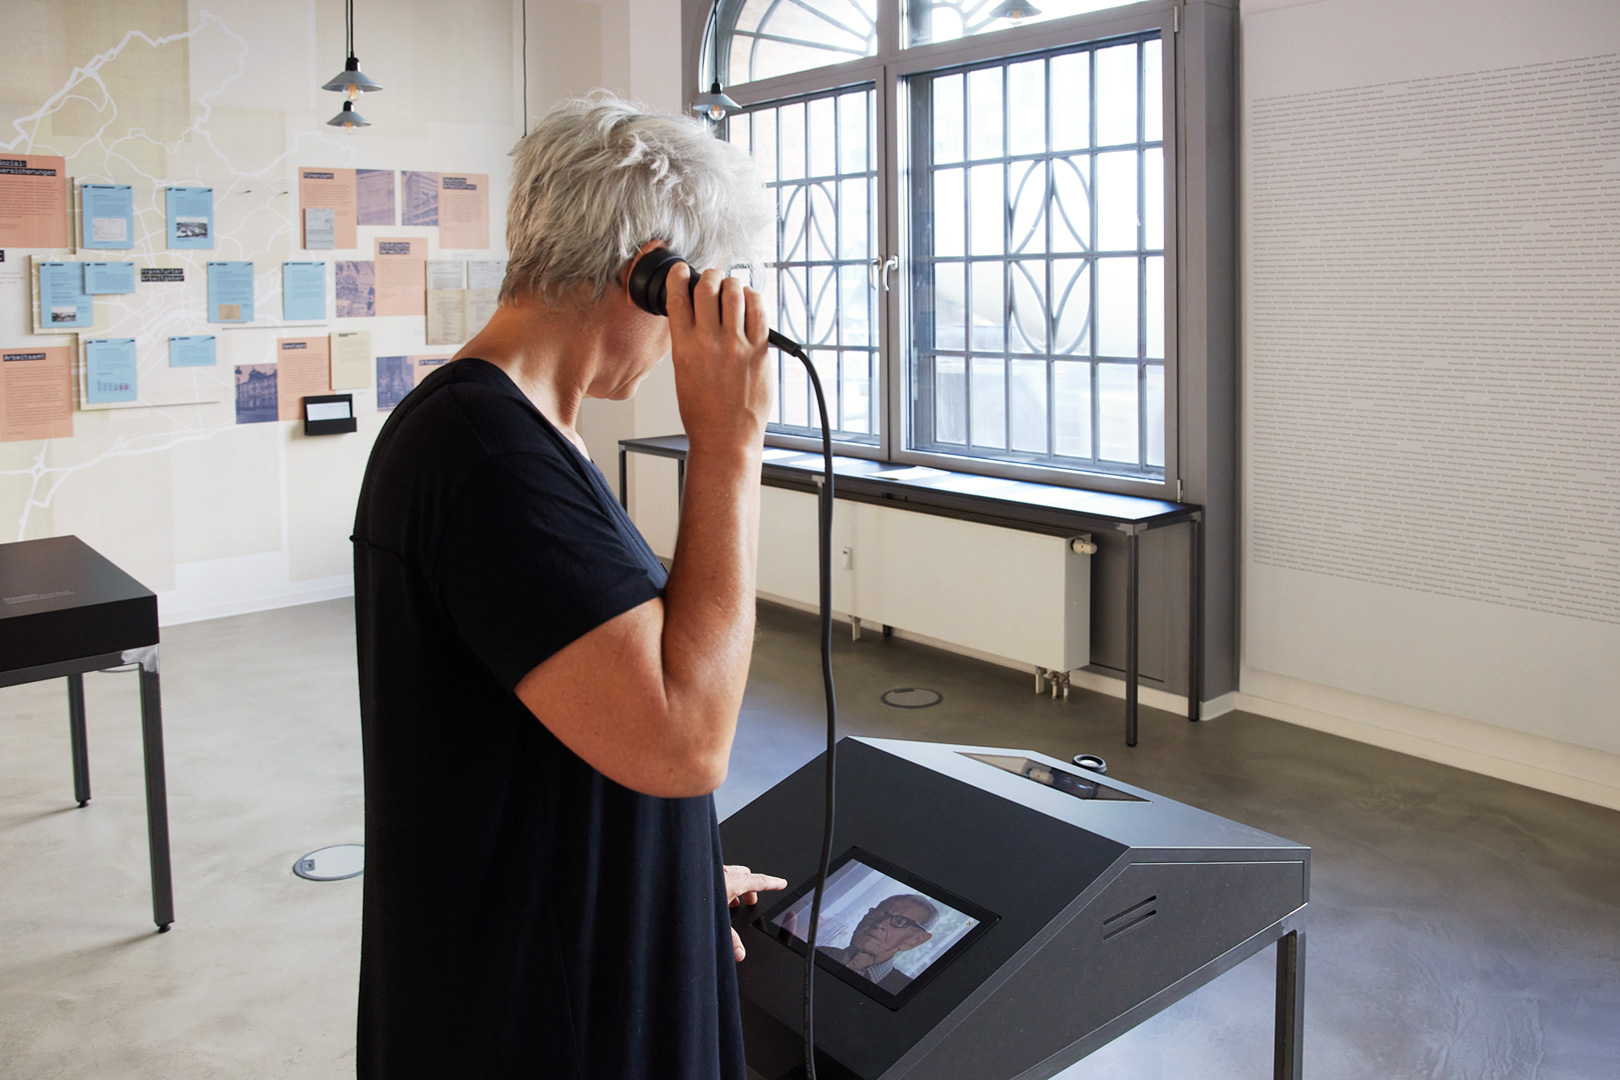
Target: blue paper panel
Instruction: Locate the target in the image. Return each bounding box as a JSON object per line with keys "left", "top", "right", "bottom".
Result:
{"left": 166, "top": 186, "right": 214, "bottom": 249}
{"left": 282, "top": 261, "right": 327, "bottom": 321}
{"left": 84, "top": 261, "right": 136, "bottom": 294}
{"left": 81, "top": 184, "right": 134, "bottom": 250}
{"left": 85, "top": 337, "right": 138, "bottom": 404}
{"left": 169, "top": 335, "right": 217, "bottom": 368}
{"left": 208, "top": 261, "right": 255, "bottom": 322}
{"left": 38, "top": 262, "right": 92, "bottom": 328}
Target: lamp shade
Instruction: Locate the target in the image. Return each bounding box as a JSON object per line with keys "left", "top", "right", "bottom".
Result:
{"left": 322, "top": 55, "right": 383, "bottom": 99}
{"left": 326, "top": 101, "right": 371, "bottom": 129}
{"left": 988, "top": 0, "right": 1043, "bottom": 20}
{"left": 690, "top": 81, "right": 740, "bottom": 122}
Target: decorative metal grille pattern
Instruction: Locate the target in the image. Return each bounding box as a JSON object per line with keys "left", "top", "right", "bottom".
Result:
{"left": 730, "top": 89, "right": 881, "bottom": 441}
{"left": 910, "top": 34, "right": 1164, "bottom": 478}
{"left": 716, "top": 0, "right": 878, "bottom": 87}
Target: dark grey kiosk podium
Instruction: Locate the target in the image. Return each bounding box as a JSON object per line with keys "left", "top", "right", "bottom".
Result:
{"left": 0, "top": 535, "right": 173, "bottom": 932}
{"left": 724, "top": 738, "right": 1307, "bottom": 1080}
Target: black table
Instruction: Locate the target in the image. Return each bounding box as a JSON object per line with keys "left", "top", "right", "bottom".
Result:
{"left": 0, "top": 535, "right": 173, "bottom": 931}
{"left": 619, "top": 436, "right": 1203, "bottom": 745}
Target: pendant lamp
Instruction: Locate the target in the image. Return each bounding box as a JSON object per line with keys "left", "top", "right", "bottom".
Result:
{"left": 327, "top": 100, "right": 372, "bottom": 130}
{"left": 691, "top": 81, "right": 740, "bottom": 123}
{"left": 322, "top": 0, "right": 383, "bottom": 103}
{"left": 988, "top": 0, "right": 1043, "bottom": 23}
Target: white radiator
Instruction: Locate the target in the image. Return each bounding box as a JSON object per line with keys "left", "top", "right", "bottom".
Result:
{"left": 755, "top": 487, "right": 1091, "bottom": 677}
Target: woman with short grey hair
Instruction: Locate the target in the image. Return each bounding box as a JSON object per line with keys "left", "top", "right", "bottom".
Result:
{"left": 353, "top": 91, "right": 785, "bottom": 1079}
{"left": 502, "top": 92, "right": 772, "bottom": 304}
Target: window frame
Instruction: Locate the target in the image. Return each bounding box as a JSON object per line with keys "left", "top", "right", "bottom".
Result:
{"left": 694, "top": 0, "right": 1181, "bottom": 498}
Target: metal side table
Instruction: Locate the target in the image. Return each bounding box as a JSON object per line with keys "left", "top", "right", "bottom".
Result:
{"left": 0, "top": 535, "right": 173, "bottom": 931}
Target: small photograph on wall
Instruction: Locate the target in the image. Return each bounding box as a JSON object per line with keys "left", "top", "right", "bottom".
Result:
{"left": 402, "top": 171, "right": 439, "bottom": 226}
{"left": 357, "top": 169, "right": 396, "bottom": 225}
{"left": 376, "top": 355, "right": 413, "bottom": 411}
{"left": 336, "top": 260, "right": 375, "bottom": 317}
{"left": 235, "top": 364, "right": 278, "bottom": 424}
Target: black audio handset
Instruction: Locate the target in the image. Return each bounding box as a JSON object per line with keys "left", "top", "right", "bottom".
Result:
{"left": 626, "top": 246, "right": 839, "bottom": 1080}
{"left": 625, "top": 246, "right": 803, "bottom": 359}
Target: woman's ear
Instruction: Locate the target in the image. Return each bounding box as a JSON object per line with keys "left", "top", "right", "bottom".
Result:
{"left": 620, "top": 239, "right": 672, "bottom": 293}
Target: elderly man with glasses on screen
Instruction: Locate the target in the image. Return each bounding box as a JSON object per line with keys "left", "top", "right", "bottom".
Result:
{"left": 819, "top": 894, "right": 939, "bottom": 992}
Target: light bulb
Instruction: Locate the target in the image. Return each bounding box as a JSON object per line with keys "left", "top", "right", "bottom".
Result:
{"left": 347, "top": 82, "right": 360, "bottom": 102}
{"left": 708, "top": 103, "right": 727, "bottom": 122}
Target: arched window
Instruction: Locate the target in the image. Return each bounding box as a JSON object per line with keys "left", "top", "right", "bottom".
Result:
{"left": 711, "top": 0, "right": 878, "bottom": 88}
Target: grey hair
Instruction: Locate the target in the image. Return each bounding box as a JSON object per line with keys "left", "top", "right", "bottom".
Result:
{"left": 885, "top": 894, "right": 940, "bottom": 931}
{"left": 501, "top": 92, "right": 773, "bottom": 305}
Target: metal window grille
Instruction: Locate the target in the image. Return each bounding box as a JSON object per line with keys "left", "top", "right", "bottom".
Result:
{"left": 909, "top": 33, "right": 1165, "bottom": 480}
{"left": 730, "top": 88, "right": 882, "bottom": 443}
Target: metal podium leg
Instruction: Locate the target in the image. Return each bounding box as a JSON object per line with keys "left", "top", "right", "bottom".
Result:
{"left": 1125, "top": 528, "right": 1140, "bottom": 747}
{"left": 130, "top": 650, "right": 175, "bottom": 932}
{"left": 1188, "top": 513, "right": 1203, "bottom": 723}
{"left": 1274, "top": 928, "right": 1304, "bottom": 1080}
{"left": 66, "top": 673, "right": 91, "bottom": 806}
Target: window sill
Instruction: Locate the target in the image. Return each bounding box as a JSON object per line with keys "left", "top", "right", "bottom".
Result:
{"left": 620, "top": 435, "right": 1198, "bottom": 535}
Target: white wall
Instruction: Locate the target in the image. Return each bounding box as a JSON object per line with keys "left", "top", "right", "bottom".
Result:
{"left": 0, "top": 0, "right": 532, "bottom": 623}
{"left": 1237, "top": 0, "right": 1620, "bottom": 809}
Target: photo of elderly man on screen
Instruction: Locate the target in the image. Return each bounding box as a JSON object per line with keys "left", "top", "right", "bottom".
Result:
{"left": 817, "top": 893, "right": 939, "bottom": 992}
{"left": 768, "top": 853, "right": 983, "bottom": 998}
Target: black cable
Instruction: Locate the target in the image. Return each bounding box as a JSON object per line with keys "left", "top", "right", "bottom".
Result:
{"left": 629, "top": 258, "right": 838, "bottom": 1077}
{"left": 521, "top": 0, "right": 529, "bottom": 135}
{"left": 780, "top": 342, "right": 836, "bottom": 1080}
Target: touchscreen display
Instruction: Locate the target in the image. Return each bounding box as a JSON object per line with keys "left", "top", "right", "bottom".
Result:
{"left": 760, "top": 848, "right": 997, "bottom": 1010}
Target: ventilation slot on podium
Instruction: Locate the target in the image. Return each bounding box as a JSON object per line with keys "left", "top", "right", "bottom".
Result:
{"left": 1102, "top": 895, "right": 1158, "bottom": 940}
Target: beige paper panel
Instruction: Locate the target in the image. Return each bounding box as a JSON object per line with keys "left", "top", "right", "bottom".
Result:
{"left": 0, "top": 440, "right": 54, "bottom": 541}
{"left": 45, "top": 411, "right": 178, "bottom": 592}
{"left": 374, "top": 237, "right": 426, "bottom": 316}
{"left": 286, "top": 421, "right": 375, "bottom": 582}
{"left": 275, "top": 336, "right": 332, "bottom": 421}
{"left": 170, "top": 420, "right": 282, "bottom": 564}
{"left": 438, "top": 173, "right": 489, "bottom": 249}
{"left": 299, "top": 167, "right": 357, "bottom": 250}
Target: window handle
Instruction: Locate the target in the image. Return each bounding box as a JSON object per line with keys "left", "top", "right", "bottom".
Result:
{"left": 880, "top": 255, "right": 898, "bottom": 292}
{"left": 867, "top": 257, "right": 881, "bottom": 292}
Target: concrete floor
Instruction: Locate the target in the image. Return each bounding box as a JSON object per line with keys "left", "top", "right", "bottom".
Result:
{"left": 1, "top": 598, "right": 1617, "bottom": 1079}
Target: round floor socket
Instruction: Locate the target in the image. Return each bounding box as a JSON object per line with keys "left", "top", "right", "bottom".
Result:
{"left": 881, "top": 687, "right": 943, "bottom": 709}
{"left": 293, "top": 844, "right": 365, "bottom": 881}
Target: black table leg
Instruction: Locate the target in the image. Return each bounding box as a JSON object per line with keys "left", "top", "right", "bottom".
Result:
{"left": 676, "top": 458, "right": 686, "bottom": 517}
{"left": 1125, "top": 527, "right": 1140, "bottom": 747}
{"left": 1188, "top": 513, "right": 1203, "bottom": 722}
{"left": 1274, "top": 928, "right": 1305, "bottom": 1080}
{"left": 134, "top": 655, "right": 175, "bottom": 932}
{"left": 66, "top": 673, "right": 91, "bottom": 806}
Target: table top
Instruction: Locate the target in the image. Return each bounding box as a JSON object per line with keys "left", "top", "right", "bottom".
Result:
{"left": 0, "top": 536, "right": 158, "bottom": 677}
{"left": 620, "top": 435, "right": 1198, "bottom": 530}
{"left": 0, "top": 536, "right": 154, "bottom": 623}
